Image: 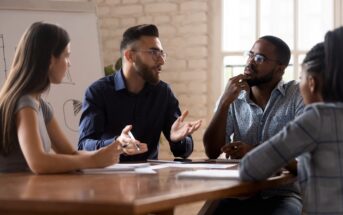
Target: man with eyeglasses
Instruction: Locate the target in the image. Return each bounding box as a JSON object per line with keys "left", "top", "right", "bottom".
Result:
{"left": 78, "top": 24, "right": 201, "bottom": 162}
{"left": 203, "top": 36, "right": 304, "bottom": 214}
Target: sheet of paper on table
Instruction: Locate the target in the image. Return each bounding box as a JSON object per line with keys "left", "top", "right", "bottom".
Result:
{"left": 176, "top": 169, "right": 240, "bottom": 179}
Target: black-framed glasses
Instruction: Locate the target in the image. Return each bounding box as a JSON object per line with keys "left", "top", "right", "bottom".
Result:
{"left": 244, "top": 51, "right": 280, "bottom": 64}
{"left": 132, "top": 49, "right": 167, "bottom": 61}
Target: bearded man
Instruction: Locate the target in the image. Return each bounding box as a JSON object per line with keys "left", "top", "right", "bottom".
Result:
{"left": 78, "top": 24, "right": 201, "bottom": 162}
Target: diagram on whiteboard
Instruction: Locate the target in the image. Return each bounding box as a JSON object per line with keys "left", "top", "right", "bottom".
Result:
{"left": 62, "top": 68, "right": 75, "bottom": 85}
{"left": 0, "top": 34, "right": 7, "bottom": 82}
{"left": 63, "top": 99, "right": 82, "bottom": 132}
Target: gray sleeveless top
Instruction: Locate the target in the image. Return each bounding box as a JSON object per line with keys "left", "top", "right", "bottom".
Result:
{"left": 0, "top": 95, "right": 52, "bottom": 172}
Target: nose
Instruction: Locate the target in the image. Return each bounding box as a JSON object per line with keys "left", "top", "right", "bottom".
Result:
{"left": 247, "top": 55, "right": 258, "bottom": 65}
{"left": 246, "top": 56, "right": 254, "bottom": 65}
{"left": 68, "top": 59, "right": 71, "bottom": 67}
{"left": 157, "top": 55, "right": 165, "bottom": 65}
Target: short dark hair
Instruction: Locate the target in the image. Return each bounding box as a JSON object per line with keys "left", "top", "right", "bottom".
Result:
{"left": 302, "top": 42, "right": 325, "bottom": 76}
{"left": 120, "top": 24, "right": 159, "bottom": 52}
{"left": 323, "top": 26, "right": 343, "bottom": 102}
{"left": 259, "top": 35, "right": 291, "bottom": 66}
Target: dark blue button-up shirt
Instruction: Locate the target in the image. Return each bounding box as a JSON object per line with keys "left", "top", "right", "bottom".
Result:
{"left": 78, "top": 70, "right": 193, "bottom": 162}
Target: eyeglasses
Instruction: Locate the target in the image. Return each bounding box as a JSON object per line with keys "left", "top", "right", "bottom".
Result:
{"left": 245, "top": 51, "right": 280, "bottom": 64}
{"left": 132, "top": 49, "right": 167, "bottom": 61}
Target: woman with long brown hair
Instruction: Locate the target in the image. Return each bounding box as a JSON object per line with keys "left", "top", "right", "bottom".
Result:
{"left": 0, "top": 22, "right": 147, "bottom": 173}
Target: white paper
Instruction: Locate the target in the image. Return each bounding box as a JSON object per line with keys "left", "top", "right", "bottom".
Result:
{"left": 82, "top": 163, "right": 150, "bottom": 173}
{"left": 134, "top": 167, "right": 157, "bottom": 174}
{"left": 176, "top": 169, "right": 240, "bottom": 179}
{"left": 151, "top": 163, "right": 236, "bottom": 170}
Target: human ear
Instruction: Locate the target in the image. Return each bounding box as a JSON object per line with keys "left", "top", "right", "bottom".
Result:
{"left": 307, "top": 75, "right": 317, "bottom": 93}
{"left": 277, "top": 64, "right": 286, "bottom": 75}
{"left": 49, "top": 56, "right": 56, "bottom": 71}
{"left": 123, "top": 49, "right": 134, "bottom": 63}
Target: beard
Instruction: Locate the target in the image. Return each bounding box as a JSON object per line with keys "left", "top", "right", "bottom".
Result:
{"left": 245, "top": 64, "right": 275, "bottom": 87}
{"left": 133, "top": 56, "right": 160, "bottom": 85}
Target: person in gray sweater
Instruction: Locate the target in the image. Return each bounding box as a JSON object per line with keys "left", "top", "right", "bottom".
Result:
{"left": 240, "top": 27, "right": 343, "bottom": 214}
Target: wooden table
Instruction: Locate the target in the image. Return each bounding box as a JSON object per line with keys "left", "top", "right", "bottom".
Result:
{"left": 0, "top": 165, "right": 296, "bottom": 215}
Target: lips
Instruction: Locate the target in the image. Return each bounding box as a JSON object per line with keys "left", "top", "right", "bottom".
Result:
{"left": 244, "top": 66, "right": 253, "bottom": 76}
{"left": 155, "top": 66, "right": 162, "bottom": 73}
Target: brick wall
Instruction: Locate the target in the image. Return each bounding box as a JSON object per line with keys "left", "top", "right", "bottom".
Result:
{"left": 93, "top": 0, "right": 211, "bottom": 159}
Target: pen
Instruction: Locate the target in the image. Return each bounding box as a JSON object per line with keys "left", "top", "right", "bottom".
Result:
{"left": 128, "top": 131, "right": 140, "bottom": 151}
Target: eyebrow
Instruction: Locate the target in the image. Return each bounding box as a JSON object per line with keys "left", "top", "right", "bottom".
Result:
{"left": 249, "top": 51, "right": 267, "bottom": 58}
{"left": 149, "top": 47, "right": 163, "bottom": 51}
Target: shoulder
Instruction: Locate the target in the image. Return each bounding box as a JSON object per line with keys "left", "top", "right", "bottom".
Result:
{"left": 89, "top": 75, "right": 113, "bottom": 90}
{"left": 16, "top": 95, "right": 39, "bottom": 113}
{"left": 15, "top": 96, "right": 53, "bottom": 123}
{"left": 280, "top": 80, "right": 302, "bottom": 100}
{"left": 39, "top": 99, "right": 53, "bottom": 116}
{"left": 86, "top": 75, "right": 114, "bottom": 95}
{"left": 159, "top": 80, "right": 172, "bottom": 91}
{"left": 305, "top": 102, "right": 343, "bottom": 115}
{"left": 292, "top": 103, "right": 334, "bottom": 125}
{"left": 283, "top": 80, "right": 300, "bottom": 94}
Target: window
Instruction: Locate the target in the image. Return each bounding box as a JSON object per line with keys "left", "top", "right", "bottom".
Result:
{"left": 221, "top": 0, "right": 334, "bottom": 89}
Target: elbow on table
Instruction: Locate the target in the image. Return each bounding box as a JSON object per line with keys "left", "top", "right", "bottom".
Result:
{"left": 239, "top": 167, "right": 253, "bottom": 181}
{"left": 239, "top": 165, "right": 267, "bottom": 182}
{"left": 28, "top": 162, "right": 51, "bottom": 174}
{"left": 203, "top": 138, "right": 221, "bottom": 159}
{"left": 26, "top": 156, "right": 57, "bottom": 174}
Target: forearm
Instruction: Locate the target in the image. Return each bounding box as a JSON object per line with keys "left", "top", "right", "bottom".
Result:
{"left": 170, "top": 136, "right": 193, "bottom": 158}
{"left": 240, "top": 138, "right": 297, "bottom": 181}
{"left": 28, "top": 152, "right": 98, "bottom": 174}
{"left": 284, "top": 159, "right": 297, "bottom": 175}
{"left": 203, "top": 103, "right": 230, "bottom": 159}
{"left": 78, "top": 137, "right": 115, "bottom": 151}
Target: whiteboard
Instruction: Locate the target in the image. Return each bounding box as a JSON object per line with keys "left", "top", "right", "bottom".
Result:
{"left": 0, "top": 0, "right": 104, "bottom": 146}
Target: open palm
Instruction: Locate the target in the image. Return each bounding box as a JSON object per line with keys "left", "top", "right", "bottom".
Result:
{"left": 170, "top": 110, "right": 202, "bottom": 142}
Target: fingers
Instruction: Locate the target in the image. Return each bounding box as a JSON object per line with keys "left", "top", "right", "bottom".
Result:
{"left": 221, "top": 74, "right": 250, "bottom": 105}
{"left": 177, "top": 119, "right": 202, "bottom": 138}
{"left": 232, "top": 77, "right": 249, "bottom": 90}
{"left": 229, "top": 74, "right": 248, "bottom": 82}
{"left": 117, "top": 125, "right": 136, "bottom": 147}
{"left": 116, "top": 125, "right": 148, "bottom": 155}
{"left": 122, "top": 141, "right": 148, "bottom": 155}
{"left": 238, "top": 81, "right": 249, "bottom": 92}
{"left": 121, "top": 125, "right": 132, "bottom": 135}
{"left": 187, "top": 120, "right": 202, "bottom": 134}
{"left": 229, "top": 146, "right": 242, "bottom": 159}
{"left": 179, "top": 110, "right": 189, "bottom": 122}
{"left": 221, "top": 142, "right": 243, "bottom": 159}
{"left": 108, "top": 138, "right": 122, "bottom": 155}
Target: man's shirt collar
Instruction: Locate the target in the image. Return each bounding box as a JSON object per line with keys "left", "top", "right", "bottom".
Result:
{"left": 113, "top": 69, "right": 155, "bottom": 94}
{"left": 113, "top": 69, "right": 126, "bottom": 91}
